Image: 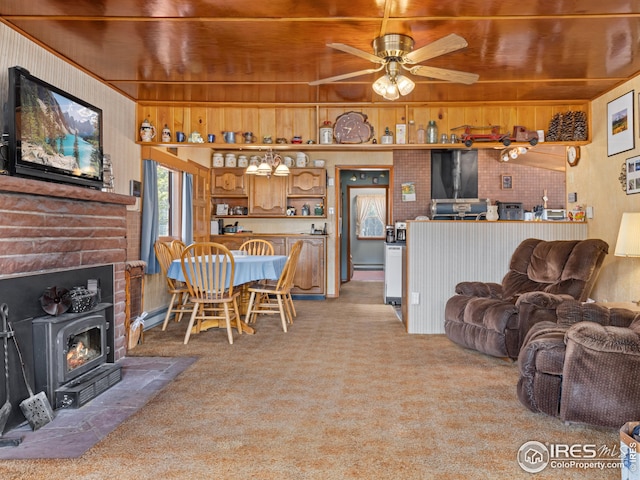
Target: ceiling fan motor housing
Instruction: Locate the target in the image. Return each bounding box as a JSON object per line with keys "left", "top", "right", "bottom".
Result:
{"left": 373, "top": 34, "right": 414, "bottom": 60}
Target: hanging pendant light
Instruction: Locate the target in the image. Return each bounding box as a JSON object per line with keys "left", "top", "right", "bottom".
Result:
{"left": 245, "top": 150, "right": 289, "bottom": 177}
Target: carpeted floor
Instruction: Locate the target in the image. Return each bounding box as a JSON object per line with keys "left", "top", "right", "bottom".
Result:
{"left": 0, "top": 281, "right": 621, "bottom": 479}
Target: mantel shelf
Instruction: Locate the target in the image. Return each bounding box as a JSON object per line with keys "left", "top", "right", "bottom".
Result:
{"left": 138, "top": 140, "right": 589, "bottom": 152}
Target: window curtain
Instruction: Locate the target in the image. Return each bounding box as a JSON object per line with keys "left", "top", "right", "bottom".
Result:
{"left": 355, "top": 194, "right": 386, "bottom": 236}
{"left": 182, "top": 172, "right": 193, "bottom": 245}
{"left": 140, "top": 159, "right": 160, "bottom": 274}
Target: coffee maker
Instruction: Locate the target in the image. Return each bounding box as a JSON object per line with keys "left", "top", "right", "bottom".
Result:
{"left": 385, "top": 225, "right": 395, "bottom": 243}
{"left": 395, "top": 222, "right": 407, "bottom": 242}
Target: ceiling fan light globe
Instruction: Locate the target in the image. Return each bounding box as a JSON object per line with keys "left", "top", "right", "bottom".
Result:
{"left": 373, "top": 75, "right": 391, "bottom": 96}
{"left": 384, "top": 83, "right": 400, "bottom": 100}
{"left": 396, "top": 74, "right": 415, "bottom": 95}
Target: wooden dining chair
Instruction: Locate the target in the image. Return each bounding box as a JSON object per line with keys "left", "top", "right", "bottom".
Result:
{"left": 181, "top": 242, "right": 242, "bottom": 344}
{"left": 154, "top": 241, "right": 193, "bottom": 330}
{"left": 239, "top": 239, "right": 274, "bottom": 256}
{"left": 244, "top": 240, "right": 304, "bottom": 332}
{"left": 169, "top": 239, "right": 187, "bottom": 259}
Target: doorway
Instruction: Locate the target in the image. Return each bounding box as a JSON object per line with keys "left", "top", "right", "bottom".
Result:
{"left": 334, "top": 166, "right": 393, "bottom": 291}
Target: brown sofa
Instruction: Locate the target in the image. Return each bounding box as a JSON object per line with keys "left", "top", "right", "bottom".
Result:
{"left": 517, "top": 300, "right": 640, "bottom": 428}
{"left": 444, "top": 238, "right": 608, "bottom": 359}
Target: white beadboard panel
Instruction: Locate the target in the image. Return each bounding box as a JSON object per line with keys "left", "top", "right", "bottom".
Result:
{"left": 405, "top": 221, "right": 589, "bottom": 334}
{"left": 0, "top": 24, "right": 138, "bottom": 200}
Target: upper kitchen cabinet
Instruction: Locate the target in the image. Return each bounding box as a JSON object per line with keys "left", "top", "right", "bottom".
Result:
{"left": 288, "top": 169, "right": 326, "bottom": 196}
{"left": 212, "top": 168, "right": 246, "bottom": 196}
{"left": 248, "top": 174, "right": 287, "bottom": 216}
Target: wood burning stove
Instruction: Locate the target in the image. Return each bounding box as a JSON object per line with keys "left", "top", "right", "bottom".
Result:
{"left": 32, "top": 304, "right": 121, "bottom": 409}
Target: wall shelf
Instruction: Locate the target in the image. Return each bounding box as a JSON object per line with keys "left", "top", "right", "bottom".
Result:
{"left": 137, "top": 140, "right": 588, "bottom": 152}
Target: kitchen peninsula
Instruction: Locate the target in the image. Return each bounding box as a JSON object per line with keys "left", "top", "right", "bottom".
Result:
{"left": 402, "top": 220, "right": 588, "bottom": 334}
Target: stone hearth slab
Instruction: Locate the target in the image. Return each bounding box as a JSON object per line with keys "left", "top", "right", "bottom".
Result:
{"left": 0, "top": 356, "right": 196, "bottom": 459}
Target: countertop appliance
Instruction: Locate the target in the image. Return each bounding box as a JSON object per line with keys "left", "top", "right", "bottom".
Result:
{"left": 395, "top": 222, "right": 407, "bottom": 242}
{"left": 497, "top": 202, "right": 524, "bottom": 220}
{"left": 430, "top": 198, "right": 489, "bottom": 220}
{"left": 385, "top": 225, "right": 395, "bottom": 243}
{"left": 384, "top": 243, "right": 405, "bottom": 305}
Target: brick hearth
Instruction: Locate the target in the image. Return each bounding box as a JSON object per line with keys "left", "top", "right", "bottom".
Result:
{"left": 0, "top": 175, "right": 136, "bottom": 361}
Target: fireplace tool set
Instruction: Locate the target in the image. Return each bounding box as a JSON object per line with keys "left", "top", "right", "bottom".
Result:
{"left": 0, "top": 303, "right": 54, "bottom": 436}
{"left": 0, "top": 304, "right": 11, "bottom": 437}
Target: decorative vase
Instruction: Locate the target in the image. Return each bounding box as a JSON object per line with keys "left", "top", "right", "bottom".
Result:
{"left": 486, "top": 205, "right": 499, "bottom": 221}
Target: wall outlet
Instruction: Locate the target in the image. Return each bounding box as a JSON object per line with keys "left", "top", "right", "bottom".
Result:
{"left": 411, "top": 292, "right": 420, "bottom": 305}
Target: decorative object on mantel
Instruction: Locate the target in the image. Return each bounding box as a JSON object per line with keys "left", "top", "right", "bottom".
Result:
{"left": 620, "top": 156, "right": 640, "bottom": 194}
{"left": 245, "top": 149, "right": 290, "bottom": 177}
{"left": 139, "top": 118, "right": 156, "bottom": 142}
{"left": 333, "top": 111, "right": 374, "bottom": 144}
{"left": 102, "top": 154, "right": 114, "bottom": 192}
{"left": 545, "top": 110, "right": 588, "bottom": 142}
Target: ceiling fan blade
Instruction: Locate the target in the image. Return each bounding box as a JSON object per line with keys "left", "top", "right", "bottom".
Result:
{"left": 309, "top": 66, "right": 384, "bottom": 86}
{"left": 404, "top": 33, "right": 469, "bottom": 64}
{"left": 326, "top": 43, "right": 385, "bottom": 64}
{"left": 409, "top": 65, "right": 479, "bottom": 85}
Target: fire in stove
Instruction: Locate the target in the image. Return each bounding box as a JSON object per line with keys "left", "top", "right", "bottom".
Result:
{"left": 66, "top": 333, "right": 100, "bottom": 372}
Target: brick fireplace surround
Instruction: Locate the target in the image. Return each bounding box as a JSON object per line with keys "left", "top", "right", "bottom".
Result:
{"left": 0, "top": 175, "right": 136, "bottom": 361}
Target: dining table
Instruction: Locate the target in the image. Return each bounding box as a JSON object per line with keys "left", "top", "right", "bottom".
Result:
{"left": 167, "top": 253, "right": 287, "bottom": 334}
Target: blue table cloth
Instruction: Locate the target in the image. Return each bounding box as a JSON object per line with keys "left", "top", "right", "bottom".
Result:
{"left": 168, "top": 254, "right": 287, "bottom": 286}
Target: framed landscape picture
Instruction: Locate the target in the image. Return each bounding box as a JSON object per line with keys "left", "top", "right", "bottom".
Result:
{"left": 607, "top": 91, "right": 634, "bottom": 156}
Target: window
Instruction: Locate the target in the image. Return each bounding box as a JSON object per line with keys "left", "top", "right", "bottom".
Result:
{"left": 355, "top": 194, "right": 386, "bottom": 239}
{"left": 157, "top": 165, "right": 183, "bottom": 239}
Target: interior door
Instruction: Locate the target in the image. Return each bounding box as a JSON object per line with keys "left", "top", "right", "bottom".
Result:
{"left": 190, "top": 160, "right": 210, "bottom": 242}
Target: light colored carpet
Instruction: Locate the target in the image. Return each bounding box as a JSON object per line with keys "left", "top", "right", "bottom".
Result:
{"left": 0, "top": 282, "right": 620, "bottom": 479}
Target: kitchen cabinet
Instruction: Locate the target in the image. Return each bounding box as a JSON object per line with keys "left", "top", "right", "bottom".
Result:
{"left": 210, "top": 233, "right": 326, "bottom": 296}
{"left": 287, "top": 236, "right": 325, "bottom": 295}
{"left": 210, "top": 160, "right": 326, "bottom": 218}
{"left": 248, "top": 174, "right": 287, "bottom": 216}
{"left": 212, "top": 168, "right": 246, "bottom": 196}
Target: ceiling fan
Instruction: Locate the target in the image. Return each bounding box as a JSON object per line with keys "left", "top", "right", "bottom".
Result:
{"left": 309, "top": 33, "right": 479, "bottom": 100}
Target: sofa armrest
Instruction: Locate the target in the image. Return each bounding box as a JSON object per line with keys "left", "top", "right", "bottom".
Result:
{"left": 566, "top": 322, "right": 640, "bottom": 355}
{"left": 515, "top": 292, "right": 575, "bottom": 347}
{"left": 455, "top": 281, "right": 503, "bottom": 298}
{"left": 560, "top": 322, "right": 640, "bottom": 427}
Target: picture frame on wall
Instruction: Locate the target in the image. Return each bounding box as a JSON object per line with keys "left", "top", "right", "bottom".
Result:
{"left": 607, "top": 91, "right": 634, "bottom": 156}
{"left": 501, "top": 175, "right": 513, "bottom": 190}
{"left": 624, "top": 155, "right": 640, "bottom": 194}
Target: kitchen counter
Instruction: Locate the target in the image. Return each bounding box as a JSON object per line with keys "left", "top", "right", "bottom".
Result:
{"left": 403, "top": 220, "right": 588, "bottom": 334}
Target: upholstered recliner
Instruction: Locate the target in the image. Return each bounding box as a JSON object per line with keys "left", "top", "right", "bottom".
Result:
{"left": 444, "top": 238, "right": 608, "bottom": 359}
{"left": 517, "top": 300, "right": 640, "bottom": 427}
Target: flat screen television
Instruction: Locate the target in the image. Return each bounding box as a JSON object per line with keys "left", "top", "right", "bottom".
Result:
{"left": 7, "top": 66, "right": 104, "bottom": 189}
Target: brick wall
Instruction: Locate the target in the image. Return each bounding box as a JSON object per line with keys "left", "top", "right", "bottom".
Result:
{"left": 392, "top": 149, "right": 565, "bottom": 222}
{"left": 0, "top": 175, "right": 136, "bottom": 360}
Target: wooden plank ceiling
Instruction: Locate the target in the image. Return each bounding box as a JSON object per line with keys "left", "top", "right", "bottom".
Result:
{"left": 2, "top": 1, "right": 640, "bottom": 106}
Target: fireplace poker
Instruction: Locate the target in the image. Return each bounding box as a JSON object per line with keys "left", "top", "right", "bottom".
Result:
{"left": 0, "top": 304, "right": 12, "bottom": 435}
{"left": 7, "top": 320, "right": 55, "bottom": 430}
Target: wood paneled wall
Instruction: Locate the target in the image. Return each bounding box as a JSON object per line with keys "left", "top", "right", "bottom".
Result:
{"left": 137, "top": 103, "right": 590, "bottom": 144}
